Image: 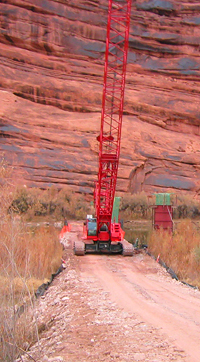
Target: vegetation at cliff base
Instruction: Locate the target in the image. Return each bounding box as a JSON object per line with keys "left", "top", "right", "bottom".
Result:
{"left": 10, "top": 184, "right": 92, "bottom": 220}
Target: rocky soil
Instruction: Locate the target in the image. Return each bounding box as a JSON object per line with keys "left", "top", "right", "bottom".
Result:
{"left": 1, "top": 1, "right": 200, "bottom": 195}
{"left": 17, "top": 223, "right": 200, "bottom": 362}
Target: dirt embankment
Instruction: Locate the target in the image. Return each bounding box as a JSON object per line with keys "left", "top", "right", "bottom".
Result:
{"left": 18, "top": 222, "right": 200, "bottom": 362}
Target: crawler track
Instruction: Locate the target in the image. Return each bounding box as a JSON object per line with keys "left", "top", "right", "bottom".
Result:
{"left": 121, "top": 239, "right": 134, "bottom": 256}
{"left": 74, "top": 240, "right": 85, "bottom": 256}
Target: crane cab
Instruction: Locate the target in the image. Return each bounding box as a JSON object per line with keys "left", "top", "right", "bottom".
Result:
{"left": 83, "top": 216, "right": 97, "bottom": 239}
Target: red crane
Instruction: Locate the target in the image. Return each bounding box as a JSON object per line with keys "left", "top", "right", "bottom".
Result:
{"left": 74, "top": 0, "right": 133, "bottom": 256}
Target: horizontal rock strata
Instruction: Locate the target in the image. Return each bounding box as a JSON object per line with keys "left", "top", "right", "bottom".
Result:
{"left": 1, "top": 0, "right": 200, "bottom": 195}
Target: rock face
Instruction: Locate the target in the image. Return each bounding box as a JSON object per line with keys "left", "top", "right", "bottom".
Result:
{"left": 1, "top": 0, "right": 200, "bottom": 195}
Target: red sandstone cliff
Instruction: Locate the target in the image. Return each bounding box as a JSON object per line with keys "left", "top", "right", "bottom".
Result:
{"left": 1, "top": 0, "right": 200, "bottom": 195}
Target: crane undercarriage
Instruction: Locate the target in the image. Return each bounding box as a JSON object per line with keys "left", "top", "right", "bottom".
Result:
{"left": 74, "top": 239, "right": 134, "bottom": 256}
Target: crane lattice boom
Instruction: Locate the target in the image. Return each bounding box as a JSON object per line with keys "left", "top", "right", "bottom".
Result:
{"left": 95, "top": 0, "right": 131, "bottom": 234}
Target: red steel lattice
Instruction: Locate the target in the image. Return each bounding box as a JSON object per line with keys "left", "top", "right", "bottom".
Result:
{"left": 95, "top": 0, "right": 131, "bottom": 233}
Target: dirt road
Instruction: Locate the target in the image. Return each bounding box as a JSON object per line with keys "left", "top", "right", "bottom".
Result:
{"left": 79, "top": 253, "right": 200, "bottom": 362}
{"left": 21, "top": 223, "right": 200, "bottom": 362}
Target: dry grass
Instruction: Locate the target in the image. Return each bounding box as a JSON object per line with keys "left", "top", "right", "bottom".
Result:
{"left": 0, "top": 156, "right": 63, "bottom": 361}
{"left": 0, "top": 216, "right": 63, "bottom": 361}
{"left": 148, "top": 219, "right": 200, "bottom": 288}
{"left": 0, "top": 294, "right": 39, "bottom": 362}
{"left": 0, "top": 219, "right": 63, "bottom": 282}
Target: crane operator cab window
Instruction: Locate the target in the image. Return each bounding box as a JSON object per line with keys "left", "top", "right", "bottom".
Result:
{"left": 87, "top": 217, "right": 97, "bottom": 236}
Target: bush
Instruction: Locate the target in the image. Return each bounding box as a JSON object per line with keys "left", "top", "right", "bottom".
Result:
{"left": 9, "top": 186, "right": 92, "bottom": 221}
{"left": 11, "top": 193, "right": 29, "bottom": 214}
{"left": 173, "top": 194, "right": 200, "bottom": 219}
{"left": 120, "top": 192, "right": 151, "bottom": 219}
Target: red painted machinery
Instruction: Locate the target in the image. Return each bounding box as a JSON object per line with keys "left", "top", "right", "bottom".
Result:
{"left": 74, "top": 0, "right": 133, "bottom": 256}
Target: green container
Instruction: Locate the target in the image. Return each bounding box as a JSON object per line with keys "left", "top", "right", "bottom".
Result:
{"left": 155, "top": 193, "right": 171, "bottom": 205}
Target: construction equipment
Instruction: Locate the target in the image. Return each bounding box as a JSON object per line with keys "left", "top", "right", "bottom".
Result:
{"left": 74, "top": 0, "right": 133, "bottom": 256}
